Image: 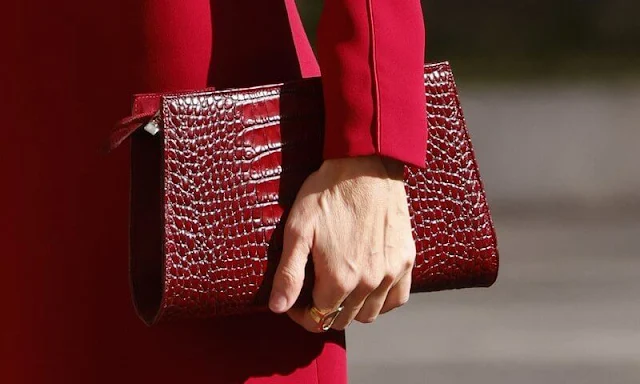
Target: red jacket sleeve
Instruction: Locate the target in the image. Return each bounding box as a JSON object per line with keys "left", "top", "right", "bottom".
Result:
{"left": 317, "top": 0, "right": 428, "bottom": 168}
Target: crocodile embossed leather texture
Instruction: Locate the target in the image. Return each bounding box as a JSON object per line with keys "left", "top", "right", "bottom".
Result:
{"left": 128, "top": 62, "right": 499, "bottom": 325}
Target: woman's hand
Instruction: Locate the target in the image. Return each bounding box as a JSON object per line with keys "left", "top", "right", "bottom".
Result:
{"left": 268, "top": 155, "right": 416, "bottom": 332}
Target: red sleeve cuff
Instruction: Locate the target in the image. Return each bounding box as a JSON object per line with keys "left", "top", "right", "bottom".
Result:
{"left": 317, "top": 0, "right": 427, "bottom": 169}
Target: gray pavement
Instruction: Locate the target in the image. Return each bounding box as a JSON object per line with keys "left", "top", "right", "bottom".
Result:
{"left": 347, "top": 216, "right": 640, "bottom": 384}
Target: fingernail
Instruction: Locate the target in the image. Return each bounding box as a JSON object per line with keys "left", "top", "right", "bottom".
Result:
{"left": 269, "top": 292, "right": 287, "bottom": 313}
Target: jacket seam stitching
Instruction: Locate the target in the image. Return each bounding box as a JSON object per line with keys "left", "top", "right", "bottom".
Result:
{"left": 366, "top": 0, "right": 382, "bottom": 154}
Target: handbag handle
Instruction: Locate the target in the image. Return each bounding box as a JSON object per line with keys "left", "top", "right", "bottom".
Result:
{"left": 109, "top": 86, "right": 218, "bottom": 152}
{"left": 109, "top": 111, "right": 158, "bottom": 151}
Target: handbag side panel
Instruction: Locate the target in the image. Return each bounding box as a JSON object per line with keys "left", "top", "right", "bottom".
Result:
{"left": 129, "top": 96, "right": 166, "bottom": 326}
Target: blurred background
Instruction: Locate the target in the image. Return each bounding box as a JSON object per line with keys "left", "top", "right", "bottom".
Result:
{"left": 297, "top": 1, "right": 640, "bottom": 383}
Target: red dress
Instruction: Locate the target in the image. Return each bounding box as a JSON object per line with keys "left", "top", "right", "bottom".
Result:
{"left": 2, "top": 0, "right": 425, "bottom": 383}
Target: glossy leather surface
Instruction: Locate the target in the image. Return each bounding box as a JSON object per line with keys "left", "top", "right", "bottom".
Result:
{"left": 129, "top": 62, "right": 499, "bottom": 325}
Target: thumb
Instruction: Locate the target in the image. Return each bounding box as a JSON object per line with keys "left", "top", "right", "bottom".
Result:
{"left": 269, "top": 223, "right": 312, "bottom": 313}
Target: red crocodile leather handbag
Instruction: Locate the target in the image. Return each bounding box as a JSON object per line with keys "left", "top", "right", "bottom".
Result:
{"left": 111, "top": 62, "right": 499, "bottom": 325}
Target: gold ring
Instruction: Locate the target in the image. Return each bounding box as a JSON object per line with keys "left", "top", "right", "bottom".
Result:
{"left": 309, "top": 305, "right": 344, "bottom": 332}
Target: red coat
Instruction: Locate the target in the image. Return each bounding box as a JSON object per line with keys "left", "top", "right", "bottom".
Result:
{"left": 148, "top": 0, "right": 427, "bottom": 168}
{"left": 3, "top": 0, "right": 425, "bottom": 383}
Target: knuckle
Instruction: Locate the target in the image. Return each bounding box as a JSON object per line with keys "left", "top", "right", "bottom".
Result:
{"left": 401, "top": 249, "right": 416, "bottom": 271}
{"left": 383, "top": 272, "right": 397, "bottom": 286}
{"left": 284, "top": 222, "right": 307, "bottom": 241}
{"left": 330, "top": 276, "right": 356, "bottom": 296}
{"left": 277, "top": 265, "right": 300, "bottom": 287}
{"left": 359, "top": 275, "right": 382, "bottom": 292}
{"left": 402, "top": 256, "right": 415, "bottom": 272}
